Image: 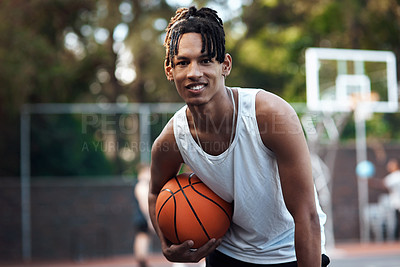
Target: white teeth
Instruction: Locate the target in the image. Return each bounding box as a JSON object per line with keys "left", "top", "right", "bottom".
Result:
{"left": 189, "top": 85, "right": 204, "bottom": 90}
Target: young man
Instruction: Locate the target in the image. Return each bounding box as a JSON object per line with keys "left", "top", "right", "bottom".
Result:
{"left": 148, "top": 6, "right": 330, "bottom": 267}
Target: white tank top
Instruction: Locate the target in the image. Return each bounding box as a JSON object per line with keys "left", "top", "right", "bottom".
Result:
{"left": 173, "top": 88, "right": 326, "bottom": 264}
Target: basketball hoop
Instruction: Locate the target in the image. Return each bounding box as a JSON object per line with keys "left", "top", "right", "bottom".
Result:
{"left": 305, "top": 47, "right": 398, "bottom": 244}
{"left": 306, "top": 48, "right": 398, "bottom": 113}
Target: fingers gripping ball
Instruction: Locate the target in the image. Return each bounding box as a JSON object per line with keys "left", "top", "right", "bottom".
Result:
{"left": 155, "top": 173, "right": 233, "bottom": 248}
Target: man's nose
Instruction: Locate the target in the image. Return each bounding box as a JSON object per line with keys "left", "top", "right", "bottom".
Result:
{"left": 187, "top": 62, "right": 202, "bottom": 78}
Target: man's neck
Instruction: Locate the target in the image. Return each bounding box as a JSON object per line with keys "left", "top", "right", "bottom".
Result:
{"left": 187, "top": 87, "right": 235, "bottom": 133}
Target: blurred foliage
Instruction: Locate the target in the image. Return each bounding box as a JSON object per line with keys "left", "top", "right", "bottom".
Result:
{"left": 226, "top": 0, "right": 400, "bottom": 101}
{"left": 31, "top": 114, "right": 114, "bottom": 177}
{"left": 0, "top": 0, "right": 399, "bottom": 177}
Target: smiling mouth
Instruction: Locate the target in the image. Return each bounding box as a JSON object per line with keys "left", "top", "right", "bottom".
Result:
{"left": 187, "top": 84, "right": 206, "bottom": 91}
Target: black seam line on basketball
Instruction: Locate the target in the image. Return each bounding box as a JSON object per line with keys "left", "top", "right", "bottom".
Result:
{"left": 159, "top": 181, "right": 202, "bottom": 206}
{"left": 157, "top": 188, "right": 179, "bottom": 244}
{"left": 172, "top": 176, "right": 181, "bottom": 244}
{"left": 177, "top": 174, "right": 211, "bottom": 240}
{"left": 157, "top": 181, "right": 204, "bottom": 228}
{"left": 156, "top": 176, "right": 202, "bottom": 242}
{"left": 190, "top": 179, "right": 232, "bottom": 221}
{"left": 157, "top": 188, "right": 174, "bottom": 222}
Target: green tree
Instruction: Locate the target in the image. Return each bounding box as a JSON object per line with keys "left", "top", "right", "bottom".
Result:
{"left": 1, "top": 0, "right": 399, "bottom": 177}
{"left": 226, "top": 0, "right": 400, "bottom": 141}
{"left": 0, "top": 0, "right": 100, "bottom": 176}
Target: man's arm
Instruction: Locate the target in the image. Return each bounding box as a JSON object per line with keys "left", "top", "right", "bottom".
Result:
{"left": 256, "top": 91, "right": 321, "bottom": 267}
{"left": 148, "top": 118, "right": 221, "bottom": 263}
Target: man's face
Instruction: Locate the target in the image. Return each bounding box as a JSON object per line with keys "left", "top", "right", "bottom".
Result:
{"left": 165, "top": 32, "right": 231, "bottom": 106}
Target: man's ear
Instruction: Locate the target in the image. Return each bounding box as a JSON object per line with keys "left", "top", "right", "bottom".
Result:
{"left": 222, "top": 53, "right": 232, "bottom": 77}
{"left": 164, "top": 60, "right": 174, "bottom": 81}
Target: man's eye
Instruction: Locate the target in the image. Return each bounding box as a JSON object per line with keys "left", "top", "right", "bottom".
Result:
{"left": 176, "top": 61, "right": 188, "bottom": 66}
{"left": 202, "top": 58, "right": 212, "bottom": 64}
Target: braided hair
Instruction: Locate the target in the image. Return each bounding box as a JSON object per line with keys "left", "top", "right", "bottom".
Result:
{"left": 164, "top": 6, "right": 225, "bottom": 68}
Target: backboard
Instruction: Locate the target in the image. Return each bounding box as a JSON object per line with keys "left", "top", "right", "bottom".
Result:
{"left": 306, "top": 48, "right": 398, "bottom": 113}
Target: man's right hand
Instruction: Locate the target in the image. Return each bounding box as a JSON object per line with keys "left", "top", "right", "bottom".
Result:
{"left": 162, "top": 238, "right": 222, "bottom": 263}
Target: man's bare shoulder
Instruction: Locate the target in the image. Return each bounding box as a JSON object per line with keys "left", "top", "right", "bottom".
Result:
{"left": 255, "top": 90, "right": 296, "bottom": 116}
{"left": 254, "top": 90, "right": 303, "bottom": 152}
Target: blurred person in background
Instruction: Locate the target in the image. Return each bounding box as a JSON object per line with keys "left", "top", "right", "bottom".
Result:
{"left": 133, "top": 164, "right": 153, "bottom": 267}
{"left": 383, "top": 158, "right": 400, "bottom": 240}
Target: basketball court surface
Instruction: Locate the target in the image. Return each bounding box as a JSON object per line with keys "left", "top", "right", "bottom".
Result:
{"left": 2, "top": 242, "right": 399, "bottom": 267}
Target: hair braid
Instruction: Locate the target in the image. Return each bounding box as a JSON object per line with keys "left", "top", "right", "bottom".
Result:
{"left": 164, "top": 6, "right": 225, "bottom": 67}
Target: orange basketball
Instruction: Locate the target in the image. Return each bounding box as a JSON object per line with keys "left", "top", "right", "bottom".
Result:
{"left": 155, "top": 173, "right": 233, "bottom": 248}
